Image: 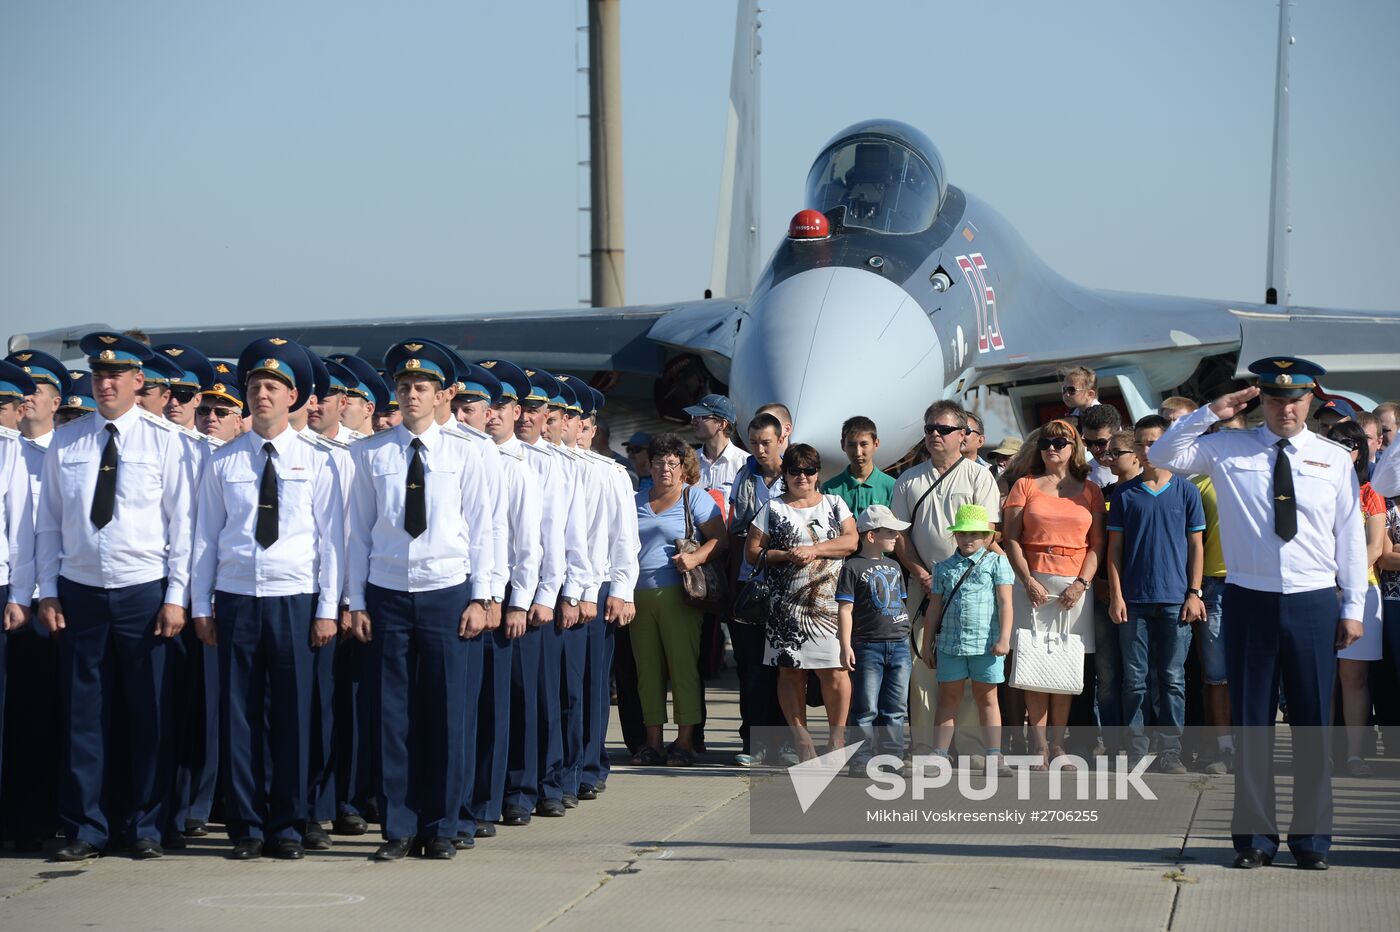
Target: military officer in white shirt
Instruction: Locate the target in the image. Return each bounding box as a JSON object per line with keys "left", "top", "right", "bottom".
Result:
{"left": 38, "top": 332, "right": 196, "bottom": 862}
{"left": 371, "top": 371, "right": 401, "bottom": 433}
{"left": 191, "top": 338, "right": 344, "bottom": 860}
{"left": 346, "top": 340, "right": 494, "bottom": 860}
{"left": 325, "top": 354, "right": 378, "bottom": 438}
{"left": 0, "top": 361, "right": 37, "bottom": 819}
{"left": 135, "top": 353, "right": 182, "bottom": 417}
{"left": 194, "top": 366, "right": 245, "bottom": 445}
{"left": 151, "top": 344, "right": 214, "bottom": 430}
{"left": 1150, "top": 357, "right": 1366, "bottom": 872}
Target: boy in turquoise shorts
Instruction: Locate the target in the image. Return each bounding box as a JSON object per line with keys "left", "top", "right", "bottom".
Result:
{"left": 919, "top": 504, "right": 1014, "bottom": 774}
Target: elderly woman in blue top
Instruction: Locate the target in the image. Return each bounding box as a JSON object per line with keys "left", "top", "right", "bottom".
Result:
{"left": 631, "top": 433, "right": 726, "bottom": 766}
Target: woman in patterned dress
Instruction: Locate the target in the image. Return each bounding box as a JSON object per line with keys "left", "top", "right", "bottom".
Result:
{"left": 745, "top": 444, "right": 858, "bottom": 759}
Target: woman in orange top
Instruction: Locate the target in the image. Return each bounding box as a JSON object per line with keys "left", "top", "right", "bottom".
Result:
{"left": 1002, "top": 419, "right": 1105, "bottom": 769}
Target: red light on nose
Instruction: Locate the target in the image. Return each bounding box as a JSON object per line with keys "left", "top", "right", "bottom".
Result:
{"left": 787, "top": 209, "right": 830, "bottom": 240}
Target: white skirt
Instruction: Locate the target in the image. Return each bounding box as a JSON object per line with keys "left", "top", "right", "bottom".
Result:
{"left": 1011, "top": 572, "right": 1094, "bottom": 654}
{"left": 1338, "top": 584, "right": 1383, "bottom": 662}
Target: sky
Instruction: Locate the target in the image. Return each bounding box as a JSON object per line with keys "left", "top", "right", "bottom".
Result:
{"left": 2, "top": 0, "right": 1397, "bottom": 347}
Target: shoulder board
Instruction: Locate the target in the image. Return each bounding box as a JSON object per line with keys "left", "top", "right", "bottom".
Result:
{"left": 1314, "top": 435, "right": 1350, "bottom": 453}
{"left": 55, "top": 413, "right": 93, "bottom": 431}
{"left": 521, "top": 441, "right": 550, "bottom": 460}
{"left": 461, "top": 423, "right": 491, "bottom": 440}
{"left": 440, "top": 427, "right": 470, "bottom": 441}
{"left": 298, "top": 432, "right": 331, "bottom": 452}
{"left": 176, "top": 424, "right": 202, "bottom": 441}
{"left": 138, "top": 410, "right": 176, "bottom": 433}
{"left": 0, "top": 426, "right": 17, "bottom": 441}
{"left": 319, "top": 433, "right": 349, "bottom": 449}
{"left": 497, "top": 443, "right": 525, "bottom": 462}
{"left": 207, "top": 436, "right": 225, "bottom": 449}
{"left": 348, "top": 429, "right": 368, "bottom": 441}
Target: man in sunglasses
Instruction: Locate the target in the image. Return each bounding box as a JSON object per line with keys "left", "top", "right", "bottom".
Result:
{"left": 1078, "top": 404, "right": 1121, "bottom": 488}
{"left": 153, "top": 344, "right": 215, "bottom": 431}
{"left": 194, "top": 365, "right": 244, "bottom": 446}
{"left": 960, "top": 413, "right": 991, "bottom": 468}
{"left": 892, "top": 400, "right": 1001, "bottom": 763}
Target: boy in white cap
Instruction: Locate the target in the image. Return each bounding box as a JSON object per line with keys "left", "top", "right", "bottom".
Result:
{"left": 836, "top": 504, "right": 912, "bottom": 773}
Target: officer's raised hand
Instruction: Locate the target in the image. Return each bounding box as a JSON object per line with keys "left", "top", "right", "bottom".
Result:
{"left": 155, "top": 603, "right": 187, "bottom": 638}
{"left": 1209, "top": 386, "right": 1260, "bottom": 420}
{"left": 38, "top": 597, "right": 65, "bottom": 635}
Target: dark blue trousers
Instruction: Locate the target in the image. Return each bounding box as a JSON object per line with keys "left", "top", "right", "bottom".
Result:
{"left": 306, "top": 636, "right": 336, "bottom": 824}
{"left": 581, "top": 585, "right": 614, "bottom": 787}
{"left": 504, "top": 624, "right": 543, "bottom": 813}
{"left": 538, "top": 620, "right": 566, "bottom": 803}
{"left": 1223, "top": 584, "right": 1336, "bottom": 858}
{"left": 0, "top": 585, "right": 7, "bottom": 784}
{"left": 56, "top": 577, "right": 173, "bottom": 847}
{"left": 167, "top": 625, "right": 218, "bottom": 836}
{"left": 471, "top": 625, "right": 513, "bottom": 824}
{"left": 216, "top": 592, "right": 314, "bottom": 842}
{"left": 454, "top": 630, "right": 485, "bottom": 835}
{"left": 1, "top": 616, "right": 61, "bottom": 844}
{"left": 367, "top": 582, "right": 468, "bottom": 842}
{"left": 332, "top": 638, "right": 376, "bottom": 819}
{"left": 559, "top": 620, "right": 589, "bottom": 797}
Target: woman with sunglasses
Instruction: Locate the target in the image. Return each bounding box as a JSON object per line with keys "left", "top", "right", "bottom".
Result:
{"left": 1002, "top": 419, "right": 1105, "bottom": 769}
{"left": 1328, "top": 420, "right": 1385, "bottom": 776}
{"left": 746, "top": 444, "right": 858, "bottom": 760}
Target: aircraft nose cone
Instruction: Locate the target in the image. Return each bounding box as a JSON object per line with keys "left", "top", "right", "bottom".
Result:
{"left": 730, "top": 266, "right": 944, "bottom": 470}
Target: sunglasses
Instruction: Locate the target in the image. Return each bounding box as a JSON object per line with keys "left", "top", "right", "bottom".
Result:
{"left": 1084, "top": 437, "right": 1110, "bottom": 449}
{"left": 1038, "top": 437, "right": 1073, "bottom": 451}
{"left": 197, "top": 405, "right": 237, "bottom": 418}
{"left": 1099, "top": 449, "right": 1135, "bottom": 460}
{"left": 784, "top": 466, "right": 819, "bottom": 477}
{"left": 170, "top": 389, "right": 198, "bottom": 405}
{"left": 923, "top": 424, "right": 967, "bottom": 437}
{"left": 1332, "top": 438, "right": 1362, "bottom": 452}
{"left": 965, "top": 428, "right": 984, "bottom": 436}
{"left": 1062, "top": 385, "right": 1085, "bottom": 396}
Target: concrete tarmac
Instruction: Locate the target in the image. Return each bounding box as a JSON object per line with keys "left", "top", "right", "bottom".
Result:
{"left": 2, "top": 669, "right": 1397, "bottom": 931}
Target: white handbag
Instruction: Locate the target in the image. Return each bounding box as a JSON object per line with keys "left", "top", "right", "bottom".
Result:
{"left": 1009, "top": 604, "right": 1085, "bottom": 695}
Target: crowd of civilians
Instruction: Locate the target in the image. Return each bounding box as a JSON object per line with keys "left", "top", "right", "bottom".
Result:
{"left": 620, "top": 369, "right": 1400, "bottom": 778}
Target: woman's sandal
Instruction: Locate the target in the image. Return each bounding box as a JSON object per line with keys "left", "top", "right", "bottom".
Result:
{"left": 631, "top": 745, "right": 664, "bottom": 766}
{"left": 1049, "top": 745, "right": 1078, "bottom": 772}
{"left": 666, "top": 744, "right": 697, "bottom": 767}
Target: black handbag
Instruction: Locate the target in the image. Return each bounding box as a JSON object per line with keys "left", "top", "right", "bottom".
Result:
{"left": 731, "top": 548, "right": 775, "bottom": 625}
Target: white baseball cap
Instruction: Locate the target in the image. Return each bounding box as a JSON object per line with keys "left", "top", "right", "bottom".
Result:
{"left": 856, "top": 504, "right": 911, "bottom": 533}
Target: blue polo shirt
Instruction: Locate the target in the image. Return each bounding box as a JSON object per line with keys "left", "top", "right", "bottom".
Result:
{"left": 1107, "top": 475, "right": 1206, "bottom": 605}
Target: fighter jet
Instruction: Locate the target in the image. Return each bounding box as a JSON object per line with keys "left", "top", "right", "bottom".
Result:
{"left": 11, "top": 1, "right": 1399, "bottom": 469}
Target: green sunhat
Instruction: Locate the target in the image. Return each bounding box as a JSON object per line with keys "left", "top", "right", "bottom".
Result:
{"left": 947, "top": 504, "right": 993, "bottom": 534}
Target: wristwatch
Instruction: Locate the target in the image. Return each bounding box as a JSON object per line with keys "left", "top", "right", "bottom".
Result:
{"left": 1073, "top": 577, "right": 1090, "bottom": 588}
{"left": 1187, "top": 587, "right": 1204, "bottom": 598}
{"left": 565, "top": 597, "right": 579, "bottom": 607}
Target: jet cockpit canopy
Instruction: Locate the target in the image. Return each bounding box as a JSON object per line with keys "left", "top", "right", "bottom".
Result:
{"left": 805, "top": 120, "right": 947, "bottom": 235}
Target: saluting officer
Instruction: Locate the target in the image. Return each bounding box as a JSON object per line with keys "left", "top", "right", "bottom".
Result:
{"left": 39, "top": 332, "right": 195, "bottom": 862}
{"left": 0, "top": 361, "right": 37, "bottom": 801}
{"left": 1151, "top": 357, "right": 1367, "bottom": 871}
{"left": 0, "top": 352, "right": 67, "bottom": 850}
{"left": 570, "top": 384, "right": 639, "bottom": 799}
{"left": 469, "top": 360, "right": 544, "bottom": 837}
{"left": 346, "top": 340, "right": 494, "bottom": 860}
{"left": 191, "top": 338, "right": 345, "bottom": 860}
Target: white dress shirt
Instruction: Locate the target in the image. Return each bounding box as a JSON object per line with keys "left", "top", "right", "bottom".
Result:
{"left": 493, "top": 436, "right": 544, "bottom": 610}
{"left": 0, "top": 437, "right": 35, "bottom": 603}
{"left": 582, "top": 449, "right": 640, "bottom": 604}
{"left": 1150, "top": 404, "right": 1368, "bottom": 619}
{"left": 1373, "top": 441, "right": 1400, "bottom": 498}
{"left": 36, "top": 406, "right": 194, "bottom": 605}
{"left": 540, "top": 440, "right": 594, "bottom": 601}
{"left": 698, "top": 439, "right": 749, "bottom": 500}
{"left": 346, "top": 420, "right": 494, "bottom": 611}
{"left": 302, "top": 426, "right": 354, "bottom": 604}
{"left": 17, "top": 432, "right": 50, "bottom": 603}
{"left": 454, "top": 421, "right": 509, "bottom": 601}
{"left": 522, "top": 439, "right": 565, "bottom": 607}
{"left": 192, "top": 426, "right": 346, "bottom": 620}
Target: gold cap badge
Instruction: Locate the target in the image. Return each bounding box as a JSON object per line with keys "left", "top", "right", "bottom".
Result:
{"left": 99, "top": 335, "right": 117, "bottom": 345}
{"left": 269, "top": 338, "right": 288, "bottom": 346}
{"left": 98, "top": 350, "right": 116, "bottom": 361}
{"left": 404, "top": 343, "right": 423, "bottom": 352}
{"left": 261, "top": 359, "right": 279, "bottom": 371}
{"left": 166, "top": 347, "right": 184, "bottom": 357}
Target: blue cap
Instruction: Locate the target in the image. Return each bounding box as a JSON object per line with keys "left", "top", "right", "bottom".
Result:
{"left": 551, "top": 376, "right": 579, "bottom": 413}
{"left": 80, "top": 331, "right": 153, "bottom": 371}
{"left": 554, "top": 375, "right": 592, "bottom": 416}
{"left": 522, "top": 367, "right": 560, "bottom": 407}
{"left": 298, "top": 346, "right": 330, "bottom": 400}
{"left": 624, "top": 432, "right": 651, "bottom": 449}
{"left": 325, "top": 354, "right": 378, "bottom": 402}
{"left": 141, "top": 352, "right": 184, "bottom": 387}
{"left": 455, "top": 363, "right": 502, "bottom": 405}
{"left": 152, "top": 344, "right": 215, "bottom": 392}
{"left": 205, "top": 360, "right": 245, "bottom": 408}
{"left": 237, "top": 337, "right": 314, "bottom": 412}
{"left": 584, "top": 385, "right": 605, "bottom": 417}
{"left": 477, "top": 359, "right": 530, "bottom": 404}
{"left": 683, "top": 393, "right": 737, "bottom": 425}
{"left": 1318, "top": 397, "right": 1357, "bottom": 420}
{"left": 383, "top": 339, "right": 455, "bottom": 386}
{"left": 60, "top": 372, "right": 96, "bottom": 412}
{"left": 1247, "top": 357, "right": 1323, "bottom": 398}
{"left": 0, "top": 360, "right": 37, "bottom": 403}
{"left": 377, "top": 371, "right": 399, "bottom": 412}
{"left": 358, "top": 365, "right": 392, "bottom": 413}
{"left": 320, "top": 359, "right": 356, "bottom": 397}
{"left": 6, "top": 350, "right": 71, "bottom": 398}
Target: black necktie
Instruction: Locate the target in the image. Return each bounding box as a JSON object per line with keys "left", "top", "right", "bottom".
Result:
{"left": 256, "top": 441, "right": 279, "bottom": 548}
{"left": 1273, "top": 438, "right": 1297, "bottom": 542}
{"left": 90, "top": 424, "right": 119, "bottom": 528}
{"left": 405, "top": 437, "right": 427, "bottom": 538}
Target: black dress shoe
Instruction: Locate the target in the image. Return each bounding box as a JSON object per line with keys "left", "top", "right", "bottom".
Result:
{"left": 333, "top": 813, "right": 369, "bottom": 836}
{"left": 536, "top": 799, "right": 566, "bottom": 818}
{"left": 229, "top": 839, "right": 263, "bottom": 860}
{"left": 266, "top": 838, "right": 305, "bottom": 860}
{"left": 373, "top": 838, "right": 412, "bottom": 861}
{"left": 161, "top": 833, "right": 188, "bottom": 850}
{"left": 594, "top": 780, "right": 607, "bottom": 793}
{"left": 421, "top": 837, "right": 456, "bottom": 860}
{"left": 302, "top": 824, "right": 333, "bottom": 851}
{"left": 451, "top": 833, "right": 475, "bottom": 851}
{"left": 474, "top": 823, "right": 496, "bottom": 838}
{"left": 130, "top": 838, "right": 165, "bottom": 860}
{"left": 183, "top": 819, "right": 209, "bottom": 837}
{"left": 54, "top": 841, "right": 101, "bottom": 863}
{"left": 501, "top": 806, "right": 532, "bottom": 826}
{"left": 1232, "top": 848, "right": 1273, "bottom": 869}
{"left": 562, "top": 794, "right": 579, "bottom": 809}
{"left": 1295, "top": 852, "right": 1329, "bottom": 871}
{"left": 577, "top": 784, "right": 598, "bottom": 801}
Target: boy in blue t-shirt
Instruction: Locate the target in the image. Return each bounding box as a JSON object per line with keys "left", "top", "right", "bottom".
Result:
{"left": 1107, "top": 415, "right": 1206, "bottom": 773}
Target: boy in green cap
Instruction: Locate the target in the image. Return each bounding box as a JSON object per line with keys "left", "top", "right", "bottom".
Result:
{"left": 920, "top": 504, "right": 1015, "bottom": 774}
